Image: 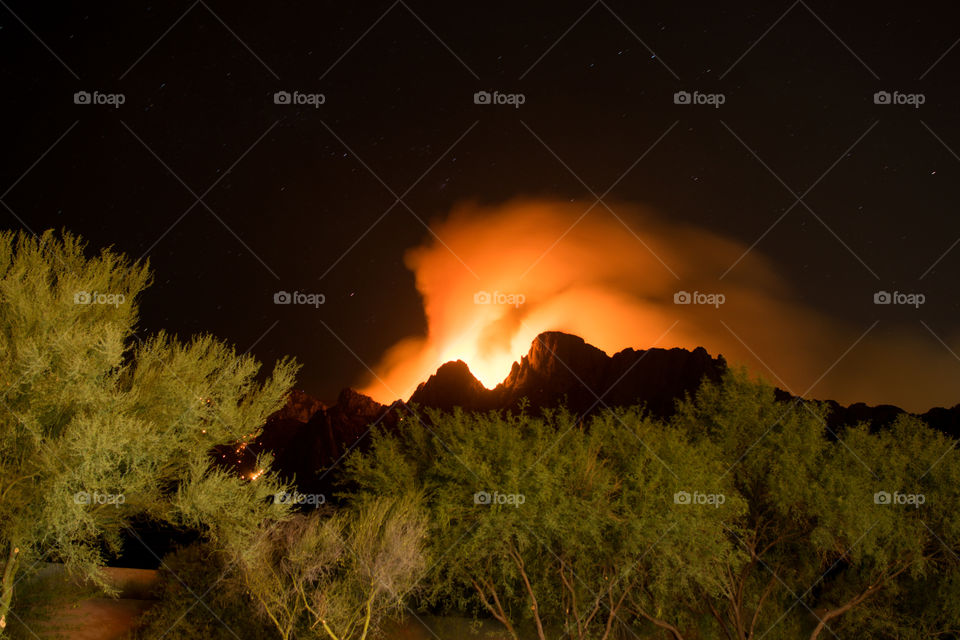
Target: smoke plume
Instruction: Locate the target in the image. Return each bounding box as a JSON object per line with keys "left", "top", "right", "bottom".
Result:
{"left": 360, "top": 198, "right": 958, "bottom": 413}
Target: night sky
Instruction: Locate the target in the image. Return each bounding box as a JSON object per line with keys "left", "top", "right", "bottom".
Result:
{"left": 3, "top": 2, "right": 960, "bottom": 409}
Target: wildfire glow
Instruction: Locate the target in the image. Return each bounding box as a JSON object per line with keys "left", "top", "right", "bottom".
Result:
{"left": 360, "top": 198, "right": 779, "bottom": 400}
{"left": 358, "top": 198, "right": 960, "bottom": 412}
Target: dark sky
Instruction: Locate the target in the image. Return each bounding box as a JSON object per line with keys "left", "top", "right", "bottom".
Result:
{"left": 2, "top": 2, "right": 959, "bottom": 408}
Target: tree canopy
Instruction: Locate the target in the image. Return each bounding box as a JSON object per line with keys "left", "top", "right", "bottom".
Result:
{"left": 0, "top": 230, "right": 297, "bottom": 633}
{"left": 344, "top": 374, "right": 960, "bottom": 639}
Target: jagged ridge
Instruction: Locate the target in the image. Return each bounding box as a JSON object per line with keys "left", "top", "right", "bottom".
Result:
{"left": 243, "top": 332, "right": 960, "bottom": 495}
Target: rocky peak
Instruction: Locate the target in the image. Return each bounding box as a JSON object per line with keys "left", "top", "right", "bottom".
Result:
{"left": 408, "top": 331, "right": 727, "bottom": 417}
{"left": 270, "top": 388, "right": 324, "bottom": 424}
{"left": 500, "top": 332, "right": 609, "bottom": 392}
{"left": 408, "top": 360, "right": 492, "bottom": 411}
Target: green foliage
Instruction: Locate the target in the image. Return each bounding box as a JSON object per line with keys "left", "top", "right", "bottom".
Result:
{"left": 235, "top": 495, "right": 428, "bottom": 640}
{"left": 344, "top": 406, "right": 745, "bottom": 640}
{"left": 0, "top": 230, "right": 298, "bottom": 633}
{"left": 344, "top": 372, "right": 960, "bottom": 640}
{"left": 671, "top": 372, "right": 960, "bottom": 639}
{"left": 670, "top": 371, "right": 835, "bottom": 638}
{"left": 132, "top": 543, "right": 275, "bottom": 640}
{"left": 813, "top": 416, "right": 960, "bottom": 639}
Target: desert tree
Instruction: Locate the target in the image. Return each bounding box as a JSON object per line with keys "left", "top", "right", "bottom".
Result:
{"left": 807, "top": 415, "right": 960, "bottom": 640}
{"left": 0, "top": 230, "right": 298, "bottom": 632}
{"left": 669, "top": 371, "right": 832, "bottom": 639}
{"left": 235, "top": 495, "right": 428, "bottom": 640}
{"left": 344, "top": 405, "right": 744, "bottom": 640}
{"left": 672, "top": 371, "right": 960, "bottom": 640}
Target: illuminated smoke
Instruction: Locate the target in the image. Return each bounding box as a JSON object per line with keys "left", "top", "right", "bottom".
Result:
{"left": 360, "top": 198, "right": 958, "bottom": 412}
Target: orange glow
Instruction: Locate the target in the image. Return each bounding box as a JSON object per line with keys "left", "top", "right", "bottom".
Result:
{"left": 360, "top": 197, "right": 779, "bottom": 400}
{"left": 358, "top": 198, "right": 960, "bottom": 412}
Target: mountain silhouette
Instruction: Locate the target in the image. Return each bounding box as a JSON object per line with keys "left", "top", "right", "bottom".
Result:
{"left": 409, "top": 331, "right": 726, "bottom": 416}
{"left": 240, "top": 331, "right": 960, "bottom": 495}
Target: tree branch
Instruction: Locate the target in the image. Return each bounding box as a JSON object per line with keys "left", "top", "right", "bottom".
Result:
{"left": 808, "top": 562, "right": 913, "bottom": 640}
